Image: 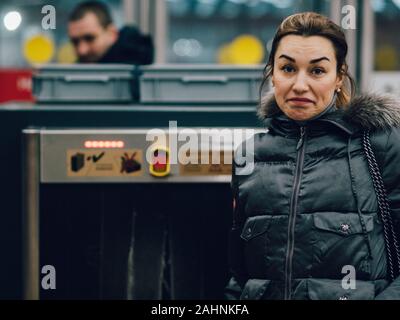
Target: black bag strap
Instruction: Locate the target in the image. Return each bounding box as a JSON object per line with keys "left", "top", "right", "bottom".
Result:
{"left": 362, "top": 130, "right": 400, "bottom": 281}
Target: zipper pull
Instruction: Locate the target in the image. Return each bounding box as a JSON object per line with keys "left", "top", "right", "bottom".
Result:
{"left": 296, "top": 126, "right": 306, "bottom": 150}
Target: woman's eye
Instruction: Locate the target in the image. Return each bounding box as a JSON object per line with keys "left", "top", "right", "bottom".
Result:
{"left": 311, "top": 68, "right": 325, "bottom": 75}
{"left": 281, "top": 65, "right": 295, "bottom": 73}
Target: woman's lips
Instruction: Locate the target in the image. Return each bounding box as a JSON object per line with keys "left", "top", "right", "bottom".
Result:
{"left": 288, "top": 98, "right": 314, "bottom": 106}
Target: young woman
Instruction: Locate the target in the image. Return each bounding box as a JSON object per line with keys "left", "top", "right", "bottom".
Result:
{"left": 226, "top": 12, "right": 400, "bottom": 300}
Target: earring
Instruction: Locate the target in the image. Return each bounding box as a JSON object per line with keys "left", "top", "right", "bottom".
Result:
{"left": 336, "top": 88, "right": 341, "bottom": 93}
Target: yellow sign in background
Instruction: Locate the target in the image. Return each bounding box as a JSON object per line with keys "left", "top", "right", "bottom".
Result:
{"left": 23, "top": 34, "right": 55, "bottom": 64}
{"left": 217, "top": 34, "right": 265, "bottom": 64}
{"left": 67, "top": 149, "right": 143, "bottom": 177}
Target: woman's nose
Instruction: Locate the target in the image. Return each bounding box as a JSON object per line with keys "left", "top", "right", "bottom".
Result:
{"left": 292, "top": 72, "right": 309, "bottom": 93}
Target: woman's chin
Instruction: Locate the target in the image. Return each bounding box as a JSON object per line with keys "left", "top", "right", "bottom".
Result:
{"left": 285, "top": 109, "right": 312, "bottom": 121}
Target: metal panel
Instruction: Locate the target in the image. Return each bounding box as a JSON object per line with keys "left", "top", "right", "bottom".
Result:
{"left": 40, "top": 128, "right": 260, "bottom": 183}
{"left": 22, "top": 129, "right": 40, "bottom": 300}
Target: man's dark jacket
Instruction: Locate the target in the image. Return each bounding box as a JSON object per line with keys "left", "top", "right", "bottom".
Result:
{"left": 226, "top": 93, "right": 400, "bottom": 300}
{"left": 99, "top": 26, "right": 154, "bottom": 65}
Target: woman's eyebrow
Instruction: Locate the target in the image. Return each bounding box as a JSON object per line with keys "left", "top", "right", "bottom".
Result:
{"left": 278, "top": 54, "right": 295, "bottom": 62}
{"left": 278, "top": 54, "right": 330, "bottom": 64}
{"left": 310, "top": 57, "right": 330, "bottom": 64}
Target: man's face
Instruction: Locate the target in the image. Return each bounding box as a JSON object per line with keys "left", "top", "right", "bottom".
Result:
{"left": 68, "top": 12, "right": 117, "bottom": 62}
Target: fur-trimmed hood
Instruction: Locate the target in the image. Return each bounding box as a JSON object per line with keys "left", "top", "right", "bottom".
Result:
{"left": 258, "top": 92, "right": 400, "bottom": 131}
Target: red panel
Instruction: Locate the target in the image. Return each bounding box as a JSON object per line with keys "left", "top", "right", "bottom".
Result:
{"left": 0, "top": 69, "right": 34, "bottom": 103}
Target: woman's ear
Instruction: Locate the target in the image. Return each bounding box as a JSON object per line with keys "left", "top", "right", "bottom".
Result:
{"left": 336, "top": 68, "right": 344, "bottom": 91}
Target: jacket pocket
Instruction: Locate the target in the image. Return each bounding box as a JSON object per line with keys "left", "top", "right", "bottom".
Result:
{"left": 240, "top": 215, "right": 272, "bottom": 277}
{"left": 240, "top": 215, "right": 272, "bottom": 241}
{"left": 312, "top": 213, "right": 374, "bottom": 277}
{"left": 313, "top": 212, "right": 374, "bottom": 235}
{"left": 307, "top": 279, "right": 375, "bottom": 300}
{"left": 240, "top": 279, "right": 271, "bottom": 300}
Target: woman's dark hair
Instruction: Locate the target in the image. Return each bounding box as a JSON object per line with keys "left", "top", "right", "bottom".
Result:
{"left": 261, "top": 12, "right": 356, "bottom": 108}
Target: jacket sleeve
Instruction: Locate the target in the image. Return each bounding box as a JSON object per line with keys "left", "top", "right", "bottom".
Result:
{"left": 373, "top": 127, "right": 400, "bottom": 299}
{"left": 224, "top": 159, "right": 248, "bottom": 300}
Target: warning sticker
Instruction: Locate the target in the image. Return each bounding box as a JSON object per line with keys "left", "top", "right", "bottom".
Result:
{"left": 149, "top": 146, "right": 170, "bottom": 177}
{"left": 179, "top": 151, "right": 232, "bottom": 176}
{"left": 67, "top": 149, "right": 143, "bottom": 177}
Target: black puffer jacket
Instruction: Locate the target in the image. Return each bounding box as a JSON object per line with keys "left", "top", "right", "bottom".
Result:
{"left": 99, "top": 26, "right": 154, "bottom": 65}
{"left": 226, "top": 94, "right": 400, "bottom": 300}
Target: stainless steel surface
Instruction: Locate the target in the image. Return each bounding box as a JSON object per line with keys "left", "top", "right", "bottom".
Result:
{"left": 40, "top": 128, "right": 260, "bottom": 183}
{"left": 22, "top": 129, "right": 40, "bottom": 300}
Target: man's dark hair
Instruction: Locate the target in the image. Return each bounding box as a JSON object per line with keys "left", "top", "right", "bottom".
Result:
{"left": 69, "top": 1, "right": 113, "bottom": 29}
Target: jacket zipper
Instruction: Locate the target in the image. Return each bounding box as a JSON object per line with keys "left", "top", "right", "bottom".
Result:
{"left": 284, "top": 126, "right": 307, "bottom": 300}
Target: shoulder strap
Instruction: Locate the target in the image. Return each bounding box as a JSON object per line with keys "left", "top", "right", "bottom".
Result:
{"left": 362, "top": 130, "right": 400, "bottom": 281}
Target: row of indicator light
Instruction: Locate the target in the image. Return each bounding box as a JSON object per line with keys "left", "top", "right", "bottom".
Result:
{"left": 84, "top": 140, "right": 125, "bottom": 148}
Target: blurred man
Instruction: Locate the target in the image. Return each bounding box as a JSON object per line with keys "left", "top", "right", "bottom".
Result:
{"left": 68, "top": 1, "right": 154, "bottom": 64}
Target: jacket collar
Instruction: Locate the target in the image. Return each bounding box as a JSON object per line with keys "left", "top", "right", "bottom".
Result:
{"left": 259, "top": 92, "right": 400, "bottom": 136}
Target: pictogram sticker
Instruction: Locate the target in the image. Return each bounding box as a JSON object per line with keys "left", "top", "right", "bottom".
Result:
{"left": 149, "top": 147, "right": 170, "bottom": 177}
{"left": 67, "top": 149, "right": 143, "bottom": 177}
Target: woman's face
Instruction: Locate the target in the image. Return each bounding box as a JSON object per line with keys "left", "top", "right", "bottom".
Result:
{"left": 271, "top": 35, "right": 343, "bottom": 121}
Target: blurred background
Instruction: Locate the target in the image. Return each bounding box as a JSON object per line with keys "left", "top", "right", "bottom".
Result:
{"left": 0, "top": 0, "right": 399, "bottom": 102}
